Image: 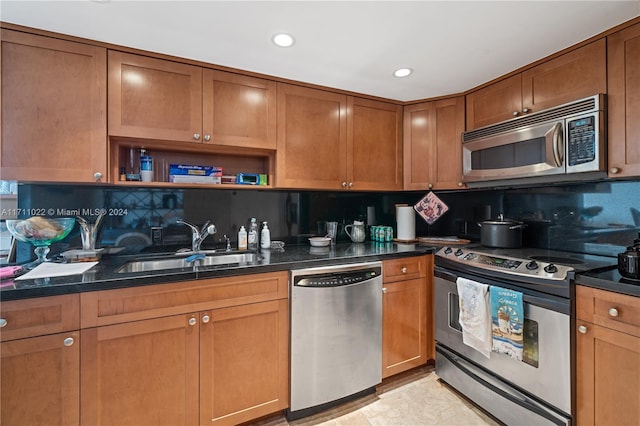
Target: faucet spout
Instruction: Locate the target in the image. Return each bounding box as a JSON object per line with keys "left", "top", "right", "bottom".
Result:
{"left": 177, "top": 219, "right": 217, "bottom": 252}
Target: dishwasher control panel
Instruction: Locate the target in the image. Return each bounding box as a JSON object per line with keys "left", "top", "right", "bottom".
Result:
{"left": 294, "top": 269, "right": 380, "bottom": 287}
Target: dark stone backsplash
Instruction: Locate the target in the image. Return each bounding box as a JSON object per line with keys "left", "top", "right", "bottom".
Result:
{"left": 12, "top": 179, "right": 640, "bottom": 261}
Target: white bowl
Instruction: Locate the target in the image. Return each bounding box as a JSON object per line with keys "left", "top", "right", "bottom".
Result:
{"left": 309, "top": 237, "right": 331, "bottom": 247}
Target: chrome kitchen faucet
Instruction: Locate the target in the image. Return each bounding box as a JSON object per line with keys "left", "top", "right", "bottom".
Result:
{"left": 177, "top": 219, "right": 217, "bottom": 252}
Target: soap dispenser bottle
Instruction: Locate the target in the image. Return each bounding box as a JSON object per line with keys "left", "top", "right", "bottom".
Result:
{"left": 238, "top": 226, "right": 247, "bottom": 250}
{"left": 260, "top": 221, "right": 271, "bottom": 249}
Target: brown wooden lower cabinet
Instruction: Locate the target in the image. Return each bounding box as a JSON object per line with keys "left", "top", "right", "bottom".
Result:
{"left": 80, "top": 300, "right": 288, "bottom": 426}
{"left": 80, "top": 314, "right": 200, "bottom": 426}
{"left": 381, "top": 255, "right": 433, "bottom": 378}
{"left": 575, "top": 321, "right": 640, "bottom": 426}
{"left": 575, "top": 285, "right": 640, "bottom": 426}
{"left": 1, "top": 331, "right": 80, "bottom": 426}
{"left": 200, "top": 299, "right": 289, "bottom": 425}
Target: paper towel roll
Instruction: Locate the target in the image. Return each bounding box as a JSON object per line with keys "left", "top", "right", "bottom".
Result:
{"left": 396, "top": 206, "right": 416, "bottom": 241}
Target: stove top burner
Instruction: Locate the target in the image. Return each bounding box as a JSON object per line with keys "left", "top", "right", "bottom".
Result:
{"left": 529, "top": 255, "right": 584, "bottom": 265}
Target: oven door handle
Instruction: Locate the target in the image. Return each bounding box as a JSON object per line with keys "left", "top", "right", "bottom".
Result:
{"left": 437, "top": 347, "right": 568, "bottom": 425}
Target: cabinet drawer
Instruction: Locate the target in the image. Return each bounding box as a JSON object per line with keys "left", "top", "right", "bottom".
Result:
{"left": 383, "top": 256, "right": 429, "bottom": 283}
{"left": 81, "top": 271, "right": 288, "bottom": 327}
{"left": 0, "top": 294, "right": 80, "bottom": 341}
{"left": 576, "top": 286, "right": 640, "bottom": 337}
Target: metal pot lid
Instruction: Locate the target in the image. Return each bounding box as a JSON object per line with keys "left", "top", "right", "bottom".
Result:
{"left": 480, "top": 213, "right": 523, "bottom": 226}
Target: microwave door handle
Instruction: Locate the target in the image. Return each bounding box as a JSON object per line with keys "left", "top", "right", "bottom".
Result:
{"left": 547, "top": 122, "right": 564, "bottom": 167}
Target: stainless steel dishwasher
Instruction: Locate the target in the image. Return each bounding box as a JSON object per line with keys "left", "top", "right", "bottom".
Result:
{"left": 287, "top": 262, "right": 383, "bottom": 421}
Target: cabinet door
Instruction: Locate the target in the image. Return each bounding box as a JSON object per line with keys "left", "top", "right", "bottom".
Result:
{"left": 108, "top": 51, "right": 203, "bottom": 143}
{"left": 522, "top": 39, "right": 606, "bottom": 114}
{"left": 608, "top": 22, "right": 640, "bottom": 178}
{"left": 403, "top": 97, "right": 465, "bottom": 190}
{"left": 382, "top": 277, "right": 428, "bottom": 378}
{"left": 576, "top": 321, "right": 640, "bottom": 426}
{"left": 465, "top": 74, "right": 522, "bottom": 130}
{"left": 0, "top": 30, "right": 106, "bottom": 182}
{"left": 276, "top": 83, "right": 348, "bottom": 189}
{"left": 1, "top": 331, "right": 80, "bottom": 426}
{"left": 347, "top": 97, "right": 402, "bottom": 190}
{"left": 81, "top": 314, "right": 199, "bottom": 426}
{"left": 200, "top": 300, "right": 288, "bottom": 425}
{"left": 202, "top": 70, "right": 276, "bottom": 149}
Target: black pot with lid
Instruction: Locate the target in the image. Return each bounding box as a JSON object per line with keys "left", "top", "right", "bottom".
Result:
{"left": 478, "top": 213, "right": 527, "bottom": 248}
{"left": 618, "top": 232, "right": 640, "bottom": 280}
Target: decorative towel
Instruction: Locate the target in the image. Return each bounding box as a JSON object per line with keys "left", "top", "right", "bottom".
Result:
{"left": 456, "top": 277, "right": 492, "bottom": 358}
{"left": 490, "top": 286, "right": 524, "bottom": 361}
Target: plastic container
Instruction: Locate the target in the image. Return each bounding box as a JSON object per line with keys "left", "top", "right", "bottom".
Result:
{"left": 140, "top": 149, "right": 153, "bottom": 182}
{"left": 260, "top": 222, "right": 271, "bottom": 249}
{"left": 238, "top": 226, "right": 247, "bottom": 250}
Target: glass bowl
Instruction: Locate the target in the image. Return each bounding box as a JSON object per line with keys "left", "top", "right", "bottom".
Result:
{"left": 6, "top": 217, "right": 76, "bottom": 268}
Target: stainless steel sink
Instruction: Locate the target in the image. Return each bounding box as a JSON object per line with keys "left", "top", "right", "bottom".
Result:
{"left": 116, "top": 252, "right": 258, "bottom": 273}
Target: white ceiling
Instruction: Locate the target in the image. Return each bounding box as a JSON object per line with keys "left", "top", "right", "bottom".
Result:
{"left": 2, "top": 1, "right": 639, "bottom": 102}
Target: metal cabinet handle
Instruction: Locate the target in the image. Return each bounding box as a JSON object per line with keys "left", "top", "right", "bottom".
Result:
{"left": 401, "top": 267, "right": 407, "bottom": 273}
{"left": 578, "top": 325, "right": 588, "bottom": 334}
{"left": 382, "top": 287, "right": 387, "bottom": 293}
{"left": 188, "top": 317, "right": 197, "bottom": 326}
{"left": 63, "top": 337, "right": 74, "bottom": 347}
{"left": 608, "top": 308, "right": 619, "bottom": 317}
{"left": 0, "top": 318, "right": 7, "bottom": 328}
{"left": 341, "top": 182, "right": 347, "bottom": 188}
{"left": 457, "top": 181, "right": 464, "bottom": 188}
{"left": 93, "top": 172, "right": 103, "bottom": 181}
{"left": 202, "top": 315, "right": 210, "bottom": 323}
{"left": 204, "top": 135, "right": 211, "bottom": 142}
{"left": 512, "top": 111, "right": 519, "bottom": 117}
{"left": 348, "top": 182, "right": 353, "bottom": 188}
{"left": 610, "top": 167, "right": 621, "bottom": 174}
{"left": 428, "top": 183, "right": 433, "bottom": 189}
{"left": 193, "top": 133, "right": 201, "bottom": 140}
{"left": 522, "top": 108, "right": 530, "bottom": 114}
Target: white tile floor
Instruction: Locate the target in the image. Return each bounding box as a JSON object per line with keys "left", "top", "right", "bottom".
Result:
{"left": 253, "top": 366, "right": 501, "bottom": 426}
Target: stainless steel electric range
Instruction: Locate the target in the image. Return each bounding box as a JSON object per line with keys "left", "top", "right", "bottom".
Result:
{"left": 434, "top": 245, "right": 615, "bottom": 426}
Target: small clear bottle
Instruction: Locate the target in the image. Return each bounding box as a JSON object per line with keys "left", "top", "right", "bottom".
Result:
{"left": 238, "top": 226, "right": 248, "bottom": 250}
{"left": 248, "top": 218, "right": 258, "bottom": 250}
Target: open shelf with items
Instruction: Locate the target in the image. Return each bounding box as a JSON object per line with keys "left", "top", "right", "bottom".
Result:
{"left": 108, "top": 137, "right": 275, "bottom": 189}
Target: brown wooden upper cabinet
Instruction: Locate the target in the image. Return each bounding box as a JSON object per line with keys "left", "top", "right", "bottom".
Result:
{"left": 403, "top": 96, "right": 465, "bottom": 190}
{"left": 466, "top": 39, "right": 606, "bottom": 130}
{"left": 607, "top": 21, "right": 640, "bottom": 178}
{"left": 276, "top": 83, "right": 402, "bottom": 190}
{"left": 0, "top": 29, "right": 107, "bottom": 183}
{"left": 108, "top": 51, "right": 276, "bottom": 149}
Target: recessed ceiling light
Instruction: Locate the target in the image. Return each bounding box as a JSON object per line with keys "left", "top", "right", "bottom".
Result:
{"left": 272, "top": 33, "right": 295, "bottom": 48}
{"left": 393, "top": 68, "right": 413, "bottom": 78}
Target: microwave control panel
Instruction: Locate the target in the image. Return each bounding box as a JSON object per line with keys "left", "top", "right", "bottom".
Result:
{"left": 567, "top": 115, "right": 596, "bottom": 166}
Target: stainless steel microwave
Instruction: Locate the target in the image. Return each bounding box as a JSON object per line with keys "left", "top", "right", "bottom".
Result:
{"left": 462, "top": 94, "right": 606, "bottom": 187}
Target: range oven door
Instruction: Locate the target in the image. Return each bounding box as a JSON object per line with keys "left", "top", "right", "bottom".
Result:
{"left": 434, "top": 268, "right": 572, "bottom": 425}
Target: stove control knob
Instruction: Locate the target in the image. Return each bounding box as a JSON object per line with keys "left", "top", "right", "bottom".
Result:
{"left": 444, "top": 247, "right": 453, "bottom": 254}
{"left": 454, "top": 249, "right": 464, "bottom": 257}
{"left": 525, "top": 261, "right": 539, "bottom": 270}
{"left": 544, "top": 264, "right": 558, "bottom": 274}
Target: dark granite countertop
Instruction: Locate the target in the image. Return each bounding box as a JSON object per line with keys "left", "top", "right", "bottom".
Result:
{"left": 575, "top": 266, "right": 640, "bottom": 297}
{"left": 0, "top": 242, "right": 434, "bottom": 301}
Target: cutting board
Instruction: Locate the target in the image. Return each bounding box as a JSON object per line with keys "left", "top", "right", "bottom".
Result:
{"left": 418, "top": 236, "right": 471, "bottom": 245}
